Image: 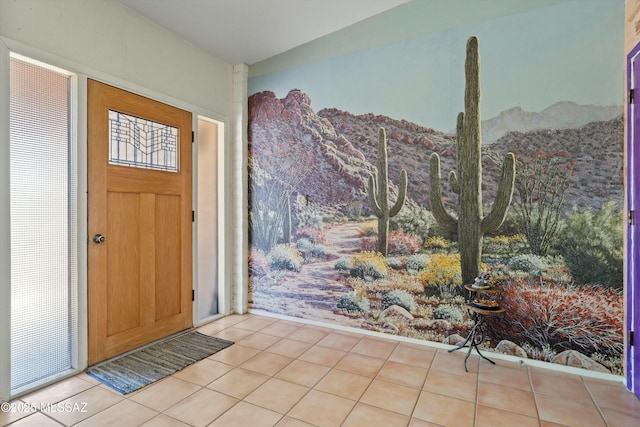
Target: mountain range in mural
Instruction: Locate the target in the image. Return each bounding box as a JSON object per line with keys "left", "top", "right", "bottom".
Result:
{"left": 249, "top": 88, "right": 623, "bottom": 217}
{"left": 480, "top": 101, "right": 622, "bottom": 144}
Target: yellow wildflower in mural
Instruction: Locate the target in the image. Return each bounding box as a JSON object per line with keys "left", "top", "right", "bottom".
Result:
{"left": 420, "top": 254, "right": 461, "bottom": 289}
{"left": 419, "top": 254, "right": 487, "bottom": 297}
{"left": 349, "top": 251, "right": 388, "bottom": 279}
{"left": 424, "top": 236, "right": 451, "bottom": 251}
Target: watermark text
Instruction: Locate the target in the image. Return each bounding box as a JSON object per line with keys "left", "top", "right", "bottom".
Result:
{"left": 1, "top": 401, "right": 88, "bottom": 413}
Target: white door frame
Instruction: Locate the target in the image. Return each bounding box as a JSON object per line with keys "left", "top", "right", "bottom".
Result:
{"left": 0, "top": 39, "right": 12, "bottom": 404}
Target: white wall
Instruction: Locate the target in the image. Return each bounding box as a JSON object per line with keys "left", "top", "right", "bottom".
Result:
{"left": 0, "top": 0, "right": 241, "bottom": 398}
{"left": 232, "top": 64, "right": 248, "bottom": 313}
{"left": 0, "top": 0, "right": 233, "bottom": 115}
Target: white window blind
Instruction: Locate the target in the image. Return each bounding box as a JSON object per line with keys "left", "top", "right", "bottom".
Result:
{"left": 9, "top": 55, "right": 77, "bottom": 392}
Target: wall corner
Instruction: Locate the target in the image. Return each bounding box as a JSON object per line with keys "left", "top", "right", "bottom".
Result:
{"left": 231, "top": 63, "right": 249, "bottom": 314}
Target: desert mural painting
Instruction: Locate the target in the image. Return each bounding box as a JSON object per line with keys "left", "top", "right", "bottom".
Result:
{"left": 248, "top": 1, "right": 625, "bottom": 374}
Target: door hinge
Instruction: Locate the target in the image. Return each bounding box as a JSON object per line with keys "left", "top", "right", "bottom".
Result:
{"left": 629, "top": 210, "right": 635, "bottom": 226}
{"left": 630, "top": 331, "right": 635, "bottom": 346}
{"left": 630, "top": 89, "right": 635, "bottom": 104}
{"left": 192, "top": 131, "right": 194, "bottom": 142}
{"left": 192, "top": 210, "right": 195, "bottom": 222}
{"left": 192, "top": 289, "right": 195, "bottom": 301}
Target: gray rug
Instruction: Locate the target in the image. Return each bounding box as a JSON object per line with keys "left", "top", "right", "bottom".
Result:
{"left": 86, "top": 332, "right": 233, "bottom": 394}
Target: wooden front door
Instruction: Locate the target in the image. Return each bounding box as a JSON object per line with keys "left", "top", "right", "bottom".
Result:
{"left": 88, "top": 80, "right": 193, "bottom": 365}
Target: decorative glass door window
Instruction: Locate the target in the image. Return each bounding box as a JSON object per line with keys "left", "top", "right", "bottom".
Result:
{"left": 108, "top": 110, "right": 179, "bottom": 172}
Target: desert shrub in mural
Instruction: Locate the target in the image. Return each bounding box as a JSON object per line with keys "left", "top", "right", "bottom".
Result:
{"left": 334, "top": 257, "right": 350, "bottom": 272}
{"left": 296, "top": 238, "right": 327, "bottom": 261}
{"left": 507, "top": 254, "right": 547, "bottom": 275}
{"left": 406, "top": 253, "right": 431, "bottom": 272}
{"left": 389, "top": 204, "right": 434, "bottom": 243}
{"left": 424, "top": 236, "right": 452, "bottom": 253}
{"left": 294, "top": 225, "right": 326, "bottom": 244}
{"left": 382, "top": 289, "right": 417, "bottom": 313}
{"left": 513, "top": 151, "right": 574, "bottom": 256}
{"left": 483, "top": 234, "right": 527, "bottom": 258}
{"left": 349, "top": 251, "right": 388, "bottom": 280}
{"left": 361, "top": 229, "right": 421, "bottom": 255}
{"left": 556, "top": 201, "right": 623, "bottom": 288}
{"left": 249, "top": 138, "right": 314, "bottom": 252}
{"left": 488, "top": 277, "right": 623, "bottom": 374}
{"left": 247, "top": 32, "right": 624, "bottom": 375}
{"left": 249, "top": 248, "right": 270, "bottom": 277}
{"left": 432, "top": 304, "right": 464, "bottom": 324}
{"left": 337, "top": 290, "right": 370, "bottom": 313}
{"left": 385, "top": 256, "right": 405, "bottom": 271}
{"left": 269, "top": 244, "right": 303, "bottom": 272}
{"left": 358, "top": 220, "right": 377, "bottom": 237}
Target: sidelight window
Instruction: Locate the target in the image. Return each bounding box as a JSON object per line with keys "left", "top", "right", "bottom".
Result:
{"left": 9, "top": 54, "right": 77, "bottom": 393}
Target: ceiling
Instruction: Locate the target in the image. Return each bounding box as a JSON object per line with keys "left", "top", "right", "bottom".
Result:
{"left": 119, "top": 0, "right": 410, "bottom": 65}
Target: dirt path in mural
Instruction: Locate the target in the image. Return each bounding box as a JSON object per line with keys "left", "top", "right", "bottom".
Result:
{"left": 250, "top": 221, "right": 365, "bottom": 326}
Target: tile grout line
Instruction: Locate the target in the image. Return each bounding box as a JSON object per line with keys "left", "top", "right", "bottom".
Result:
{"left": 581, "top": 375, "right": 609, "bottom": 426}
{"left": 167, "top": 318, "right": 288, "bottom": 426}
{"left": 474, "top": 354, "right": 480, "bottom": 427}
{"left": 255, "top": 325, "right": 355, "bottom": 425}
{"left": 281, "top": 327, "right": 362, "bottom": 427}
{"left": 476, "top": 363, "right": 551, "bottom": 426}
{"left": 234, "top": 317, "right": 300, "bottom": 425}
{"left": 407, "top": 346, "right": 436, "bottom": 425}
{"left": 527, "top": 364, "right": 545, "bottom": 427}
{"left": 337, "top": 339, "right": 399, "bottom": 426}
{"left": 409, "top": 349, "right": 438, "bottom": 424}
{"left": 137, "top": 321, "right": 262, "bottom": 426}
{"left": 281, "top": 339, "right": 336, "bottom": 424}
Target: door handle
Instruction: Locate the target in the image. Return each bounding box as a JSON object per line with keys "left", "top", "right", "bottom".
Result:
{"left": 93, "top": 234, "right": 106, "bottom": 244}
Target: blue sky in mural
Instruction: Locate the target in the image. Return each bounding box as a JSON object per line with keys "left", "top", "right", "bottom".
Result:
{"left": 248, "top": 0, "right": 623, "bottom": 131}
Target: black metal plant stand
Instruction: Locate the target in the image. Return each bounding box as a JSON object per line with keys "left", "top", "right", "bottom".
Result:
{"left": 448, "top": 284, "right": 505, "bottom": 372}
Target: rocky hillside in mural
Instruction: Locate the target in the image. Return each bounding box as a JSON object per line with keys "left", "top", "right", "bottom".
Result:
{"left": 490, "top": 117, "right": 624, "bottom": 211}
{"left": 248, "top": 90, "right": 372, "bottom": 207}
{"left": 250, "top": 89, "right": 623, "bottom": 217}
{"left": 317, "top": 107, "right": 459, "bottom": 211}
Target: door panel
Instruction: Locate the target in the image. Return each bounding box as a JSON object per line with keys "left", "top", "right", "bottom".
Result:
{"left": 106, "top": 192, "right": 141, "bottom": 336}
{"left": 155, "top": 194, "right": 182, "bottom": 320}
{"left": 88, "top": 79, "right": 192, "bottom": 364}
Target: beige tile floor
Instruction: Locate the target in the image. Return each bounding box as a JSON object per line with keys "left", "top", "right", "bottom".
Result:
{"left": 2, "top": 313, "right": 639, "bottom": 427}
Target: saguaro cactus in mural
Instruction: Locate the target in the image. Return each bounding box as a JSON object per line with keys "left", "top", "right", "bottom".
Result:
{"left": 283, "top": 194, "right": 292, "bottom": 244}
{"left": 368, "top": 127, "right": 408, "bottom": 256}
{"left": 429, "top": 36, "right": 516, "bottom": 286}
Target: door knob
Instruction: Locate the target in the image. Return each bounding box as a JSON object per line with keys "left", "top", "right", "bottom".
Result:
{"left": 93, "top": 234, "right": 106, "bottom": 244}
